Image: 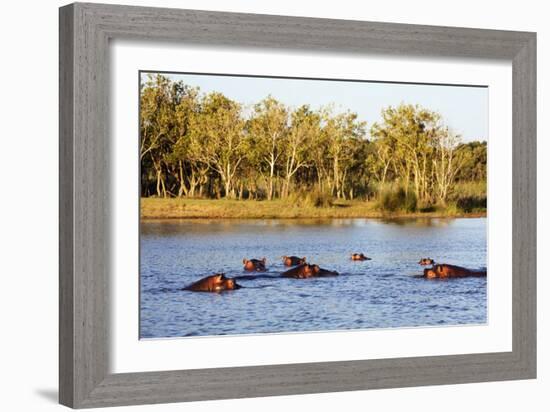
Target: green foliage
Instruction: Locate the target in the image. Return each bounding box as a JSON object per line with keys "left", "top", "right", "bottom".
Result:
{"left": 139, "top": 74, "right": 487, "bottom": 215}
{"left": 455, "top": 141, "right": 487, "bottom": 181}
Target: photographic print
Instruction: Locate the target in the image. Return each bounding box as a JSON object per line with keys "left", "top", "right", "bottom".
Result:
{"left": 139, "top": 72, "right": 487, "bottom": 339}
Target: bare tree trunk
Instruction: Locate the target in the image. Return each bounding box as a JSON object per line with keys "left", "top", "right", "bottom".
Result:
{"left": 340, "top": 168, "right": 348, "bottom": 200}
{"left": 268, "top": 161, "right": 274, "bottom": 201}
{"left": 413, "top": 167, "right": 420, "bottom": 200}
{"left": 224, "top": 178, "right": 231, "bottom": 199}
{"left": 238, "top": 182, "right": 244, "bottom": 200}
{"left": 381, "top": 162, "right": 389, "bottom": 184}
{"left": 282, "top": 177, "right": 290, "bottom": 199}
{"left": 155, "top": 168, "right": 162, "bottom": 197}
{"left": 333, "top": 155, "right": 340, "bottom": 199}
{"left": 317, "top": 171, "right": 323, "bottom": 192}
{"left": 160, "top": 175, "right": 167, "bottom": 198}
{"left": 177, "top": 161, "right": 188, "bottom": 198}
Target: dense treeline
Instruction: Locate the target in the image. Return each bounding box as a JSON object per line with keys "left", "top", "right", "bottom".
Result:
{"left": 140, "top": 74, "right": 486, "bottom": 210}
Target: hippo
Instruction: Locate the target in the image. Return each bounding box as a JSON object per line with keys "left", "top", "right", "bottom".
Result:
{"left": 243, "top": 257, "right": 267, "bottom": 272}
{"left": 351, "top": 253, "right": 371, "bottom": 261}
{"left": 281, "top": 263, "right": 316, "bottom": 279}
{"left": 423, "top": 264, "right": 487, "bottom": 279}
{"left": 281, "top": 263, "right": 338, "bottom": 279}
{"left": 183, "top": 273, "right": 241, "bottom": 292}
{"left": 282, "top": 255, "right": 307, "bottom": 266}
{"left": 310, "top": 264, "right": 339, "bottom": 277}
{"left": 418, "top": 258, "right": 435, "bottom": 266}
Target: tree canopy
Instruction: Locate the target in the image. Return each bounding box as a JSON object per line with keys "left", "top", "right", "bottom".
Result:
{"left": 140, "top": 74, "right": 487, "bottom": 208}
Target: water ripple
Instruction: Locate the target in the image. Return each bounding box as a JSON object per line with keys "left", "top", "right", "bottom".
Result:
{"left": 140, "top": 218, "right": 487, "bottom": 338}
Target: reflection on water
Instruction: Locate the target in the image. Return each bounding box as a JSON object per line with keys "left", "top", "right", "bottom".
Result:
{"left": 141, "top": 217, "right": 456, "bottom": 236}
{"left": 140, "top": 218, "right": 487, "bottom": 338}
{"left": 378, "top": 217, "right": 454, "bottom": 227}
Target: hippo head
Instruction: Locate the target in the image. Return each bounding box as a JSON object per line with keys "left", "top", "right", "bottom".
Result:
{"left": 424, "top": 265, "right": 444, "bottom": 279}
{"left": 282, "top": 256, "right": 307, "bottom": 265}
{"left": 295, "top": 264, "right": 316, "bottom": 278}
{"left": 309, "top": 264, "right": 321, "bottom": 276}
{"left": 223, "top": 278, "right": 241, "bottom": 290}
{"left": 423, "top": 268, "right": 437, "bottom": 278}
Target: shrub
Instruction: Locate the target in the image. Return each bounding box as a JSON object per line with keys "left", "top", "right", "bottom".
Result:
{"left": 448, "top": 181, "right": 487, "bottom": 213}
{"left": 456, "top": 196, "right": 487, "bottom": 213}
{"left": 377, "top": 185, "right": 417, "bottom": 212}
{"left": 287, "top": 188, "right": 334, "bottom": 208}
{"left": 306, "top": 189, "right": 334, "bottom": 208}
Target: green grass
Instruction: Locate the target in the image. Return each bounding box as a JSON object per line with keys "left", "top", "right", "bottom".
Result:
{"left": 141, "top": 197, "right": 486, "bottom": 220}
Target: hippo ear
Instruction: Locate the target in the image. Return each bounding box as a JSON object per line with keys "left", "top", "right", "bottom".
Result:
{"left": 243, "top": 258, "right": 247, "bottom": 264}
{"left": 303, "top": 257, "right": 306, "bottom": 261}
{"left": 262, "top": 257, "right": 266, "bottom": 263}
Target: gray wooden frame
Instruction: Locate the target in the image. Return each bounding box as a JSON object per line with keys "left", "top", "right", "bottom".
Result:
{"left": 59, "top": 2, "right": 536, "bottom": 408}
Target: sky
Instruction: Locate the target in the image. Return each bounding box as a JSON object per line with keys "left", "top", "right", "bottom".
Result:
{"left": 142, "top": 72, "right": 488, "bottom": 142}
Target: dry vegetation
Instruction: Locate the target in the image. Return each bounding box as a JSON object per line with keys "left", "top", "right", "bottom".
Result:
{"left": 141, "top": 197, "right": 486, "bottom": 220}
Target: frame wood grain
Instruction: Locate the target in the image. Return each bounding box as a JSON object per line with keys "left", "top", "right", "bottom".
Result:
{"left": 59, "top": 2, "right": 536, "bottom": 408}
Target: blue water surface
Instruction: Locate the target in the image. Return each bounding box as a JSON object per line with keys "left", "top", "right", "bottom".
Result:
{"left": 140, "top": 218, "right": 487, "bottom": 338}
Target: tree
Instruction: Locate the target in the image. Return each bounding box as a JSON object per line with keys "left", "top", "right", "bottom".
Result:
{"left": 455, "top": 141, "right": 487, "bottom": 181}
{"left": 163, "top": 85, "right": 202, "bottom": 197}
{"left": 188, "top": 92, "right": 246, "bottom": 198}
{"left": 281, "top": 105, "right": 320, "bottom": 198}
{"left": 371, "top": 104, "right": 440, "bottom": 203}
{"left": 139, "top": 75, "right": 487, "bottom": 208}
{"left": 247, "top": 97, "right": 288, "bottom": 200}
{"left": 371, "top": 137, "right": 394, "bottom": 184}
{"left": 432, "top": 128, "right": 464, "bottom": 204}
{"left": 140, "top": 75, "right": 188, "bottom": 197}
{"left": 322, "top": 109, "right": 366, "bottom": 199}
{"left": 309, "top": 123, "right": 331, "bottom": 193}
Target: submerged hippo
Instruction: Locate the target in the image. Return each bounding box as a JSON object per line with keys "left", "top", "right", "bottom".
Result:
{"left": 351, "top": 253, "right": 371, "bottom": 261}
{"left": 282, "top": 255, "right": 307, "bottom": 266}
{"left": 243, "top": 257, "right": 267, "bottom": 272}
{"left": 281, "top": 263, "right": 314, "bottom": 279}
{"left": 183, "top": 273, "right": 241, "bottom": 292}
{"left": 423, "top": 264, "right": 487, "bottom": 279}
{"left": 418, "top": 258, "right": 435, "bottom": 265}
{"left": 310, "top": 264, "right": 339, "bottom": 277}
{"left": 281, "top": 263, "right": 339, "bottom": 279}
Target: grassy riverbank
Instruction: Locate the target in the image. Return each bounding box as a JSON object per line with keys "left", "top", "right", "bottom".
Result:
{"left": 141, "top": 198, "right": 487, "bottom": 220}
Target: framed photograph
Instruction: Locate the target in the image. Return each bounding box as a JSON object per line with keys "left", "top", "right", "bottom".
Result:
{"left": 59, "top": 2, "right": 536, "bottom": 408}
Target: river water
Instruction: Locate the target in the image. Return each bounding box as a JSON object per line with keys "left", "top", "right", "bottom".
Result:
{"left": 140, "top": 218, "right": 487, "bottom": 338}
